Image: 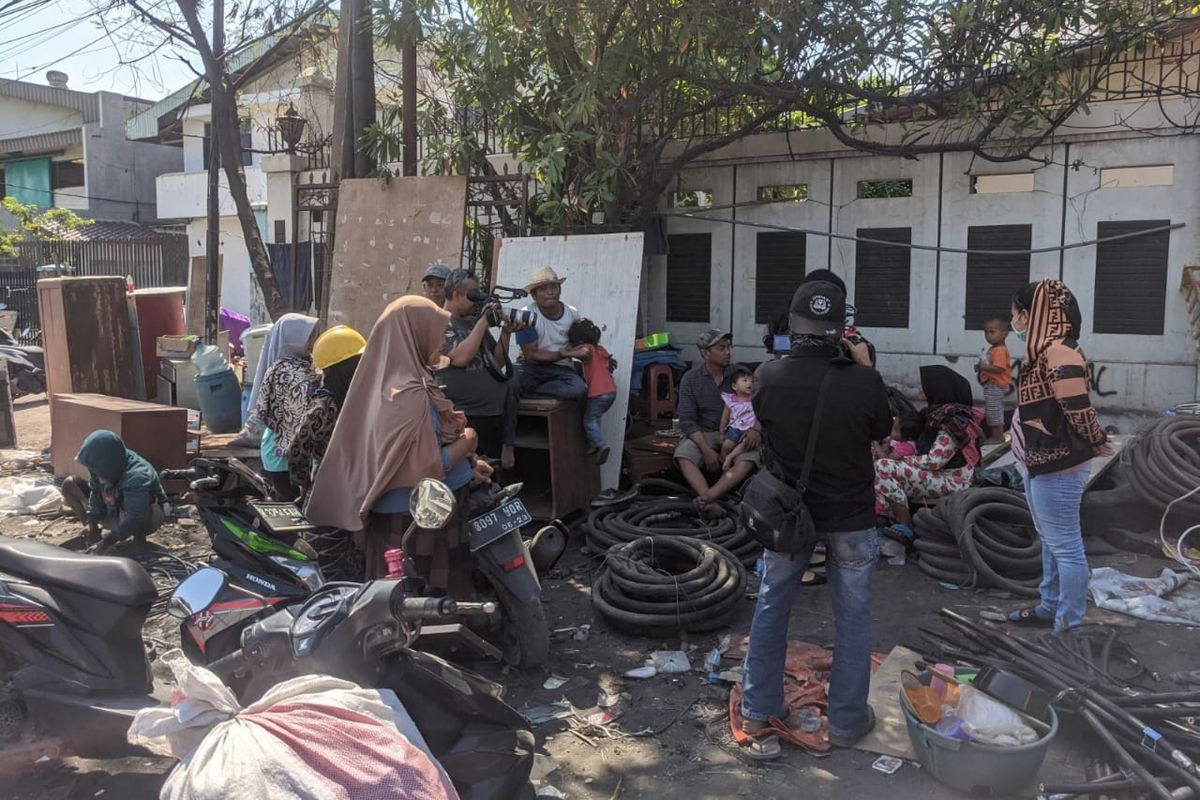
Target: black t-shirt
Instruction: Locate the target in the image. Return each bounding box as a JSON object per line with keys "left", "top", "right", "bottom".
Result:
{"left": 752, "top": 347, "right": 892, "bottom": 532}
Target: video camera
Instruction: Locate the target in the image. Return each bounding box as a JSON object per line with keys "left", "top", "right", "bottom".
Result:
{"left": 467, "top": 285, "right": 536, "bottom": 328}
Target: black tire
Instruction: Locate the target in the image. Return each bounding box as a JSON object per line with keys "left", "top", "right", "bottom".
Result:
{"left": 481, "top": 572, "right": 549, "bottom": 669}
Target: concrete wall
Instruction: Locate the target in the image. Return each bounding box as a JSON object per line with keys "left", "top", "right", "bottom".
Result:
{"left": 0, "top": 97, "right": 82, "bottom": 138}
{"left": 83, "top": 93, "right": 182, "bottom": 221}
{"left": 653, "top": 98, "right": 1200, "bottom": 413}
{"left": 185, "top": 216, "right": 254, "bottom": 318}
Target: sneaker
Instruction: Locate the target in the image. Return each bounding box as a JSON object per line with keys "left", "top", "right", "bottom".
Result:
{"left": 828, "top": 706, "right": 876, "bottom": 748}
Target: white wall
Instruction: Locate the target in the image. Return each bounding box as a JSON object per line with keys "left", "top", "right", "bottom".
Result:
{"left": 657, "top": 102, "right": 1200, "bottom": 412}
{"left": 186, "top": 216, "right": 254, "bottom": 318}
{"left": 0, "top": 97, "right": 82, "bottom": 138}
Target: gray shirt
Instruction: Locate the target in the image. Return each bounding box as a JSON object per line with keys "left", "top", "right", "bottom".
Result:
{"left": 677, "top": 363, "right": 732, "bottom": 436}
{"left": 437, "top": 315, "right": 509, "bottom": 416}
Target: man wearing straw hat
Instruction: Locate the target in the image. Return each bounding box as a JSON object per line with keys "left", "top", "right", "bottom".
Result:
{"left": 514, "top": 266, "right": 588, "bottom": 400}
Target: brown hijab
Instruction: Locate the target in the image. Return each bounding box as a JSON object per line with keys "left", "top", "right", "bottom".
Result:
{"left": 305, "top": 296, "right": 467, "bottom": 531}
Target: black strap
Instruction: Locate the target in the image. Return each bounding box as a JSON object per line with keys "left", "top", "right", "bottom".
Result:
{"left": 797, "top": 366, "right": 836, "bottom": 491}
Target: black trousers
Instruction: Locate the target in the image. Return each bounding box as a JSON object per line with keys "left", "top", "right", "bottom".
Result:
{"left": 263, "top": 469, "right": 300, "bottom": 502}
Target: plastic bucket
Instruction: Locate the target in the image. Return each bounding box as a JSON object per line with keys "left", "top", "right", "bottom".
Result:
{"left": 194, "top": 368, "right": 242, "bottom": 433}
{"left": 901, "top": 686, "right": 1058, "bottom": 796}
{"left": 242, "top": 324, "right": 273, "bottom": 385}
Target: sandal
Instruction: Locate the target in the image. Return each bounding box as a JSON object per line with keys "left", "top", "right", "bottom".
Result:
{"left": 741, "top": 724, "right": 783, "bottom": 761}
{"left": 801, "top": 570, "right": 827, "bottom": 587}
{"left": 881, "top": 523, "right": 916, "bottom": 548}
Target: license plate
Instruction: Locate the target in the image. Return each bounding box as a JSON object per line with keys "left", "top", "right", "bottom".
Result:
{"left": 468, "top": 499, "right": 532, "bottom": 551}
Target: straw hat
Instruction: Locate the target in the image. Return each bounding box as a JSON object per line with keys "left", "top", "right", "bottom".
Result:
{"left": 524, "top": 266, "right": 566, "bottom": 294}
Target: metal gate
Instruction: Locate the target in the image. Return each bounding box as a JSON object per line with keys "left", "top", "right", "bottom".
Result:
{"left": 293, "top": 169, "right": 338, "bottom": 316}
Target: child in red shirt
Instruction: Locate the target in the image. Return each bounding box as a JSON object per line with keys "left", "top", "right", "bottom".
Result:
{"left": 566, "top": 318, "right": 617, "bottom": 465}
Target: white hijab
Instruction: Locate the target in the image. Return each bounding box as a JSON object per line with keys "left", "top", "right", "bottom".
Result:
{"left": 246, "top": 313, "right": 318, "bottom": 414}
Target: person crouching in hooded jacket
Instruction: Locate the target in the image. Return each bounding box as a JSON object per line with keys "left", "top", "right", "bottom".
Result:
{"left": 61, "top": 430, "right": 168, "bottom": 554}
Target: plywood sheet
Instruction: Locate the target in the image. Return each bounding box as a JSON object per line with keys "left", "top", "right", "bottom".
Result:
{"left": 327, "top": 176, "right": 467, "bottom": 336}
{"left": 496, "top": 233, "right": 645, "bottom": 489}
{"left": 185, "top": 255, "right": 223, "bottom": 336}
{"left": 856, "top": 645, "right": 922, "bottom": 761}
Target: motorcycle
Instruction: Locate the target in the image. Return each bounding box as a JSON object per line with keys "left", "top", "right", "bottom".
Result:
{"left": 0, "top": 326, "right": 45, "bottom": 398}
{"left": 160, "top": 458, "right": 324, "bottom": 665}
{"left": 174, "top": 478, "right": 536, "bottom": 799}
{"left": 0, "top": 482, "right": 535, "bottom": 799}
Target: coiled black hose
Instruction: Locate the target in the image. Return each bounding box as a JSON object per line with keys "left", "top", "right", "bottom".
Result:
{"left": 1125, "top": 415, "right": 1200, "bottom": 521}
{"left": 585, "top": 479, "right": 761, "bottom": 568}
{"left": 912, "top": 487, "right": 1041, "bottom": 597}
{"left": 591, "top": 536, "right": 747, "bottom": 633}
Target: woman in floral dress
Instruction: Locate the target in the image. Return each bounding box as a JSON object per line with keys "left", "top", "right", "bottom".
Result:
{"left": 874, "top": 365, "right": 985, "bottom": 539}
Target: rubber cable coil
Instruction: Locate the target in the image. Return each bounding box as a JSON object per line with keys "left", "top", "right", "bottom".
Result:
{"left": 913, "top": 487, "right": 1041, "bottom": 597}
{"left": 585, "top": 479, "right": 761, "bottom": 568}
{"left": 591, "top": 536, "right": 747, "bottom": 634}
{"left": 1125, "top": 416, "right": 1200, "bottom": 520}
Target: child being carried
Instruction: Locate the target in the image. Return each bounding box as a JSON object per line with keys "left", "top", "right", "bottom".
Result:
{"left": 720, "top": 366, "right": 758, "bottom": 470}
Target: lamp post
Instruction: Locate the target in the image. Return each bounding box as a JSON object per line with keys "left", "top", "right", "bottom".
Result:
{"left": 276, "top": 102, "right": 307, "bottom": 154}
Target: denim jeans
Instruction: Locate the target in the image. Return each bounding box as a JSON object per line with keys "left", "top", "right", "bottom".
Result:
{"left": 583, "top": 392, "right": 615, "bottom": 447}
{"left": 741, "top": 529, "right": 879, "bottom": 738}
{"left": 1026, "top": 466, "right": 1090, "bottom": 631}
{"left": 517, "top": 363, "right": 587, "bottom": 400}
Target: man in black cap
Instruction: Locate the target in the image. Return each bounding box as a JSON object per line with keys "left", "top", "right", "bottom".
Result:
{"left": 673, "top": 328, "right": 760, "bottom": 502}
{"left": 762, "top": 269, "right": 874, "bottom": 366}
{"left": 738, "top": 279, "right": 892, "bottom": 759}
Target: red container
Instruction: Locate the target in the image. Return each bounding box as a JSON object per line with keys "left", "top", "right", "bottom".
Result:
{"left": 133, "top": 287, "right": 186, "bottom": 401}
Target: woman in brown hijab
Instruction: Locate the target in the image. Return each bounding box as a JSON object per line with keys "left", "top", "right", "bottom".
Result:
{"left": 306, "top": 296, "right": 493, "bottom": 588}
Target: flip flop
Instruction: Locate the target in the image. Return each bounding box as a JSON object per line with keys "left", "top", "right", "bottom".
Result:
{"left": 801, "top": 570, "right": 827, "bottom": 587}
{"left": 743, "top": 732, "right": 782, "bottom": 761}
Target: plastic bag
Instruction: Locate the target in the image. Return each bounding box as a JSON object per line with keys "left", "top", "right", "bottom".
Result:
{"left": 128, "top": 650, "right": 459, "bottom": 800}
{"left": 0, "top": 477, "right": 62, "bottom": 516}
{"left": 956, "top": 685, "right": 1037, "bottom": 747}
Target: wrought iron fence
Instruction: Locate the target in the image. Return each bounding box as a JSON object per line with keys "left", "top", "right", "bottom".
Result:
{"left": 0, "top": 237, "right": 190, "bottom": 345}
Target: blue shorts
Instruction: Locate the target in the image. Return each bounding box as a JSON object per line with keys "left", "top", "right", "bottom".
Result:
{"left": 725, "top": 427, "right": 744, "bottom": 445}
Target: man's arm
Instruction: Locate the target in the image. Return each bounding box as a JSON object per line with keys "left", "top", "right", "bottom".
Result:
{"left": 719, "top": 404, "right": 730, "bottom": 435}
{"left": 446, "top": 315, "right": 492, "bottom": 367}
{"left": 869, "top": 372, "right": 894, "bottom": 442}
{"left": 677, "top": 374, "right": 702, "bottom": 436}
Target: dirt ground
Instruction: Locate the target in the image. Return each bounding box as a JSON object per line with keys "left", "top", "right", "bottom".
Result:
{"left": 2, "top": 401, "right": 1197, "bottom": 800}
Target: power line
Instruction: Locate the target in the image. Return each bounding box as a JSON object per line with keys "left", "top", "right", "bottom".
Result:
{"left": 1, "top": 180, "right": 152, "bottom": 207}
{"left": 667, "top": 209, "right": 1186, "bottom": 256}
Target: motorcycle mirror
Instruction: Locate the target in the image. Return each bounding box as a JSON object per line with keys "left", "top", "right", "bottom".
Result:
{"left": 168, "top": 568, "right": 227, "bottom": 619}
{"left": 410, "top": 478, "right": 456, "bottom": 530}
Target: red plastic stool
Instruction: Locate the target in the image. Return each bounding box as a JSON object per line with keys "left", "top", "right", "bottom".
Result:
{"left": 643, "top": 364, "right": 677, "bottom": 420}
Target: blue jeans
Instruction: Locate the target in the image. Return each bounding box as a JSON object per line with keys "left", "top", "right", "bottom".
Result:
{"left": 583, "top": 392, "right": 615, "bottom": 447}
{"left": 1026, "top": 467, "right": 1090, "bottom": 631}
{"left": 741, "top": 529, "right": 879, "bottom": 738}
{"left": 517, "top": 363, "right": 587, "bottom": 400}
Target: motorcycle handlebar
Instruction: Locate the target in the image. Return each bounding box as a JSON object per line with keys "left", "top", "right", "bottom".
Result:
{"left": 207, "top": 647, "right": 249, "bottom": 680}
{"left": 390, "top": 595, "right": 497, "bottom": 620}
{"left": 160, "top": 468, "right": 198, "bottom": 482}
{"left": 191, "top": 477, "right": 221, "bottom": 492}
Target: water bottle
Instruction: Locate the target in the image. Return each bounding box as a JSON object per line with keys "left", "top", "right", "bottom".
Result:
{"left": 796, "top": 706, "right": 821, "bottom": 733}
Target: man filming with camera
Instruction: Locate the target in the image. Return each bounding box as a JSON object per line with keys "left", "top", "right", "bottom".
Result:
{"left": 439, "top": 269, "right": 525, "bottom": 462}
{"left": 513, "top": 266, "right": 589, "bottom": 400}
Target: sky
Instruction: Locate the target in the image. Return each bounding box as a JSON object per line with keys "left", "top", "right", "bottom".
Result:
{"left": 0, "top": 0, "right": 198, "bottom": 100}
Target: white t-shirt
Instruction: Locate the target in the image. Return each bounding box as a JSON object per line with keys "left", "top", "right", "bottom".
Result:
{"left": 516, "top": 302, "right": 580, "bottom": 354}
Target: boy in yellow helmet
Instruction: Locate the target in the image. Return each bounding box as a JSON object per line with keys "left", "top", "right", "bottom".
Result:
{"left": 287, "top": 325, "right": 366, "bottom": 498}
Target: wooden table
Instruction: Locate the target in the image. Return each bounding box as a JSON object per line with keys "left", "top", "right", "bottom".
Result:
{"left": 623, "top": 431, "right": 682, "bottom": 482}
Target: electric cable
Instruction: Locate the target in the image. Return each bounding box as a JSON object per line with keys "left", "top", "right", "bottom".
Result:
{"left": 591, "top": 536, "right": 747, "bottom": 634}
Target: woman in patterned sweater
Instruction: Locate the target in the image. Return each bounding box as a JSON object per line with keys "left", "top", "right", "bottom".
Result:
{"left": 1007, "top": 280, "right": 1110, "bottom": 631}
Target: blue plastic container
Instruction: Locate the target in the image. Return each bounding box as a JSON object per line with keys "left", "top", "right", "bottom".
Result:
{"left": 195, "top": 368, "right": 242, "bottom": 433}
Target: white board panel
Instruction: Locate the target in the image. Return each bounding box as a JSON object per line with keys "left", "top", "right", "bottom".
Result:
{"left": 496, "top": 233, "right": 645, "bottom": 489}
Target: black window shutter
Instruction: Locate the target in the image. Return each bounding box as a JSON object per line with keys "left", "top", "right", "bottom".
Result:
{"left": 666, "top": 233, "right": 712, "bottom": 323}
{"left": 755, "top": 232, "right": 806, "bottom": 324}
{"left": 1094, "top": 220, "right": 1170, "bottom": 335}
{"left": 854, "top": 227, "right": 911, "bottom": 328}
{"left": 965, "top": 224, "right": 1032, "bottom": 329}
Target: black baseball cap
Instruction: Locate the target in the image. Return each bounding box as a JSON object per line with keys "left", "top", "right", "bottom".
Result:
{"left": 789, "top": 280, "right": 845, "bottom": 337}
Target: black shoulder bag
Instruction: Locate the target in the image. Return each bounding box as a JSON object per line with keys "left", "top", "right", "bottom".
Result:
{"left": 739, "top": 366, "right": 834, "bottom": 554}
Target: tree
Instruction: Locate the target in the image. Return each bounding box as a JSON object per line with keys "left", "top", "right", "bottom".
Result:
{"left": 0, "top": 198, "right": 93, "bottom": 259}
{"left": 96, "top": 0, "right": 329, "bottom": 320}
{"left": 375, "top": 0, "right": 1183, "bottom": 229}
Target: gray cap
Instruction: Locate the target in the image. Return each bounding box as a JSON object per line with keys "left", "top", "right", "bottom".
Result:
{"left": 697, "top": 328, "right": 732, "bottom": 350}
{"left": 423, "top": 262, "right": 451, "bottom": 281}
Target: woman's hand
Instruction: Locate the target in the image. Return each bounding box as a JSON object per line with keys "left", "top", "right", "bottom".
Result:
{"left": 472, "top": 459, "right": 494, "bottom": 484}
{"left": 1094, "top": 442, "right": 1115, "bottom": 458}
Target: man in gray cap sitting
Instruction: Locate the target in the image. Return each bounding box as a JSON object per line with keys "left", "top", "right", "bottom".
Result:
{"left": 422, "top": 262, "right": 451, "bottom": 307}
{"left": 674, "top": 329, "right": 760, "bottom": 503}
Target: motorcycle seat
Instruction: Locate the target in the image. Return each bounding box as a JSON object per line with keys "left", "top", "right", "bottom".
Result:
{"left": 0, "top": 535, "right": 157, "bottom": 606}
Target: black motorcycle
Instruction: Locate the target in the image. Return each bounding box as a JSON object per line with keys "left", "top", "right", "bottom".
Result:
{"left": 160, "top": 458, "right": 325, "bottom": 665}
{"left": 0, "top": 326, "right": 45, "bottom": 398}
{"left": 174, "top": 479, "right": 536, "bottom": 799}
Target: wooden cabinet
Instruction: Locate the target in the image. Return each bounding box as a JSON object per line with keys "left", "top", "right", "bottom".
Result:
{"left": 37, "top": 277, "right": 137, "bottom": 404}
{"left": 510, "top": 398, "right": 598, "bottom": 520}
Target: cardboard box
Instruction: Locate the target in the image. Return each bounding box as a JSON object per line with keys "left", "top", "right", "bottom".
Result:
{"left": 157, "top": 335, "right": 199, "bottom": 359}
{"left": 51, "top": 393, "right": 189, "bottom": 480}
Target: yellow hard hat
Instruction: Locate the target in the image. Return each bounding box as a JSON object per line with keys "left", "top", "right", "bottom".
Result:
{"left": 312, "top": 325, "right": 366, "bottom": 370}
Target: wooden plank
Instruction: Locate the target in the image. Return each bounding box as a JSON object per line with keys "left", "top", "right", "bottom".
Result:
{"left": 185, "top": 255, "right": 223, "bottom": 336}
{"left": 326, "top": 176, "right": 467, "bottom": 337}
